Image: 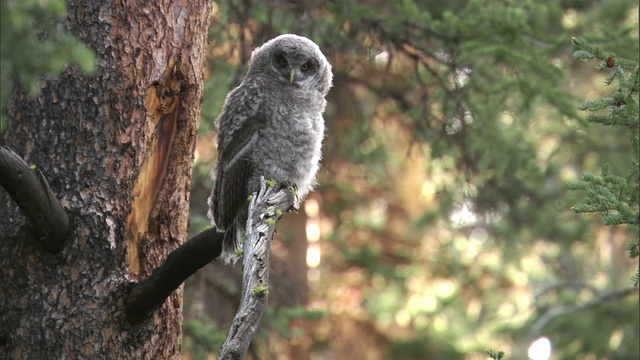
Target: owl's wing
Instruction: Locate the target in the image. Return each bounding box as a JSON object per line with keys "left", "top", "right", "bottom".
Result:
{"left": 211, "top": 97, "right": 265, "bottom": 231}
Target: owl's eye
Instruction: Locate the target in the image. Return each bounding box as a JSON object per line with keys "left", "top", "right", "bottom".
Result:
{"left": 274, "top": 54, "right": 288, "bottom": 68}
{"left": 301, "top": 60, "right": 316, "bottom": 73}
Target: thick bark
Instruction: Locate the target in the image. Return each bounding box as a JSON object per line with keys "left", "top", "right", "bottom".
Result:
{"left": 0, "top": 1, "right": 211, "bottom": 359}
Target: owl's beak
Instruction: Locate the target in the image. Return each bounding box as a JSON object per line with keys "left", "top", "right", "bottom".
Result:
{"left": 289, "top": 68, "right": 296, "bottom": 84}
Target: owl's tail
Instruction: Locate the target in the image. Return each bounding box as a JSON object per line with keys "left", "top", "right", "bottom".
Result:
{"left": 220, "top": 220, "right": 242, "bottom": 264}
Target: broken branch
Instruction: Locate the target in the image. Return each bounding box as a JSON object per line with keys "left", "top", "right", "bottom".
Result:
{"left": 0, "top": 146, "right": 69, "bottom": 252}
{"left": 218, "top": 178, "right": 295, "bottom": 359}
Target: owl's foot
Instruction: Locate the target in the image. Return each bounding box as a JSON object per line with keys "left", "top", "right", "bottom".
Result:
{"left": 262, "top": 178, "right": 299, "bottom": 212}
{"left": 280, "top": 180, "right": 300, "bottom": 213}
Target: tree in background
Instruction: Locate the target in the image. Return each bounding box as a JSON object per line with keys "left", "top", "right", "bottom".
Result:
{"left": 185, "top": 0, "right": 638, "bottom": 359}
{"left": 569, "top": 36, "right": 639, "bottom": 285}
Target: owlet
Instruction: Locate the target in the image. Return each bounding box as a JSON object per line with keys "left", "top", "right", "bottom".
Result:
{"left": 207, "top": 34, "right": 333, "bottom": 262}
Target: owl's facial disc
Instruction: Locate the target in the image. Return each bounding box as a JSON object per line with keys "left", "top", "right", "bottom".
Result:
{"left": 272, "top": 51, "right": 317, "bottom": 86}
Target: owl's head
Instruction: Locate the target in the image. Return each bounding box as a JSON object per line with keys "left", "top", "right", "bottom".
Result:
{"left": 248, "top": 34, "right": 333, "bottom": 96}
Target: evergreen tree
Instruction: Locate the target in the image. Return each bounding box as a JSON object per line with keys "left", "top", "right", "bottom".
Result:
{"left": 568, "top": 37, "right": 639, "bottom": 285}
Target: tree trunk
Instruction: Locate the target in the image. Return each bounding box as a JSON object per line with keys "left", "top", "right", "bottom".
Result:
{"left": 0, "top": 1, "right": 211, "bottom": 358}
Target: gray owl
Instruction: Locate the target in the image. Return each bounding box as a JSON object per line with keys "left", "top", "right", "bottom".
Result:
{"left": 207, "top": 34, "right": 333, "bottom": 262}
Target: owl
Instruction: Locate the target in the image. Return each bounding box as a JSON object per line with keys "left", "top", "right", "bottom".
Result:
{"left": 207, "top": 34, "right": 333, "bottom": 262}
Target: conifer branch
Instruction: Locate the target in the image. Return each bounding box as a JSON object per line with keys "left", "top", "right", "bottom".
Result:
{"left": 569, "top": 38, "right": 639, "bottom": 280}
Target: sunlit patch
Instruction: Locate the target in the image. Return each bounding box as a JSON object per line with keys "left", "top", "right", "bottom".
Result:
{"left": 450, "top": 202, "right": 477, "bottom": 227}
{"left": 306, "top": 221, "right": 320, "bottom": 242}
{"left": 374, "top": 51, "right": 389, "bottom": 66}
{"left": 307, "top": 243, "right": 321, "bottom": 268}
{"left": 609, "top": 329, "right": 623, "bottom": 350}
{"left": 528, "top": 337, "right": 552, "bottom": 360}
{"left": 395, "top": 309, "right": 410, "bottom": 327}
{"left": 306, "top": 198, "right": 322, "bottom": 271}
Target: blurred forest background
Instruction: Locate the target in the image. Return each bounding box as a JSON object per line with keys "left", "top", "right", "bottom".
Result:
{"left": 183, "top": 1, "right": 639, "bottom": 359}
{"left": 1, "top": 0, "right": 638, "bottom": 359}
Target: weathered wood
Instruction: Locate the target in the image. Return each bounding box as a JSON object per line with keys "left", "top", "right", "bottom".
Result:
{"left": 218, "top": 179, "right": 296, "bottom": 359}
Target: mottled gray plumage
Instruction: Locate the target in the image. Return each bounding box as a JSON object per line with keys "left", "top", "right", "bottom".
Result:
{"left": 207, "top": 34, "right": 332, "bottom": 262}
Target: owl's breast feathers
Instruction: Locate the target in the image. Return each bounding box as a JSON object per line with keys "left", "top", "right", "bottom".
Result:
{"left": 251, "top": 97, "right": 324, "bottom": 198}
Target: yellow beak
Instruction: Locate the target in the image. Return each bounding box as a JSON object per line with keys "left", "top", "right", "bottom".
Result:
{"left": 289, "top": 68, "right": 296, "bottom": 84}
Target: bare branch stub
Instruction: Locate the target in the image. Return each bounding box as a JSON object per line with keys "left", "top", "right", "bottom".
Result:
{"left": 218, "top": 178, "right": 296, "bottom": 359}
{"left": 0, "top": 146, "right": 69, "bottom": 252}
{"left": 125, "top": 227, "right": 223, "bottom": 326}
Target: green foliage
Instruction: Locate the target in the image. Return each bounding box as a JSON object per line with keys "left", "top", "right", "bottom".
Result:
{"left": 567, "top": 37, "right": 639, "bottom": 283}
{"left": 221, "top": 306, "right": 329, "bottom": 358}
{"left": 324, "top": 0, "right": 593, "bottom": 248}
{"left": 260, "top": 306, "right": 326, "bottom": 338}
{"left": 486, "top": 349, "right": 506, "bottom": 360}
{"left": 387, "top": 335, "right": 464, "bottom": 360}
{"left": 187, "top": 0, "right": 640, "bottom": 359}
{"left": 568, "top": 164, "right": 639, "bottom": 226}
{"left": 0, "top": 0, "right": 96, "bottom": 131}
{"left": 543, "top": 297, "right": 640, "bottom": 359}
{"left": 183, "top": 316, "right": 228, "bottom": 360}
